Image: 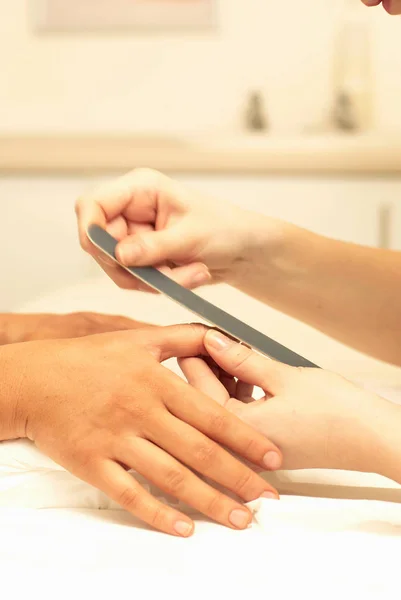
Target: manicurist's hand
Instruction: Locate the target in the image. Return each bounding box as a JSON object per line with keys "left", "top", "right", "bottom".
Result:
{"left": 76, "top": 168, "right": 281, "bottom": 292}
{"left": 361, "top": 0, "right": 401, "bottom": 14}
{"left": 0, "top": 325, "right": 281, "bottom": 536}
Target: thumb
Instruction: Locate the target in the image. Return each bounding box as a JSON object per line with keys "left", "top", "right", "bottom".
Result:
{"left": 204, "top": 330, "right": 289, "bottom": 394}
{"left": 136, "top": 323, "right": 209, "bottom": 363}
{"left": 115, "top": 227, "right": 186, "bottom": 268}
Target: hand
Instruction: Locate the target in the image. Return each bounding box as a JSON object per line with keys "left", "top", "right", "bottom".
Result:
{"left": 75, "top": 168, "right": 281, "bottom": 291}
{"left": 0, "top": 312, "right": 153, "bottom": 345}
{"left": 180, "top": 330, "right": 386, "bottom": 473}
{"left": 361, "top": 0, "right": 401, "bottom": 14}
{"left": 5, "top": 325, "right": 281, "bottom": 536}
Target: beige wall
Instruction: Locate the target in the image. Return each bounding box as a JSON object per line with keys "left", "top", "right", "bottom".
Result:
{"left": 0, "top": 1, "right": 400, "bottom": 135}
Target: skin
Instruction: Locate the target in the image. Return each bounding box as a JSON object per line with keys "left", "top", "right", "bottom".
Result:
{"left": 77, "top": 168, "right": 401, "bottom": 366}
{"left": 71, "top": 0, "right": 401, "bottom": 527}
{"left": 0, "top": 312, "right": 153, "bottom": 345}
{"left": 361, "top": 0, "right": 401, "bottom": 15}
{"left": 181, "top": 330, "right": 401, "bottom": 485}
{"left": 0, "top": 324, "right": 282, "bottom": 536}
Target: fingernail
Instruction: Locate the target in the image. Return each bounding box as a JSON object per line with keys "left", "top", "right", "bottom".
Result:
{"left": 263, "top": 451, "right": 282, "bottom": 471}
{"left": 191, "top": 270, "right": 211, "bottom": 287}
{"left": 229, "top": 509, "right": 251, "bottom": 529}
{"left": 207, "top": 331, "right": 233, "bottom": 351}
{"left": 174, "top": 520, "right": 193, "bottom": 537}
{"left": 261, "top": 491, "right": 279, "bottom": 500}
{"left": 118, "top": 244, "right": 141, "bottom": 266}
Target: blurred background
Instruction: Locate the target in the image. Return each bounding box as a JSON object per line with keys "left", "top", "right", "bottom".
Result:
{"left": 1, "top": 0, "right": 401, "bottom": 380}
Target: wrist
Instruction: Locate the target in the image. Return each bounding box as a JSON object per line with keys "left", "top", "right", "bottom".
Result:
{"left": 337, "top": 390, "right": 401, "bottom": 484}
{"left": 0, "top": 314, "right": 46, "bottom": 345}
{"left": 228, "top": 214, "right": 313, "bottom": 288}
{"left": 0, "top": 314, "right": 26, "bottom": 345}
{"left": 0, "top": 343, "right": 31, "bottom": 440}
{"left": 361, "top": 398, "right": 401, "bottom": 484}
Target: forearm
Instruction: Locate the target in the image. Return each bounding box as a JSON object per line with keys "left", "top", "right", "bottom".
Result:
{"left": 233, "top": 219, "right": 401, "bottom": 365}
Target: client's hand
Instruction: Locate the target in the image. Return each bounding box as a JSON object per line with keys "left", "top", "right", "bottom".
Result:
{"left": 0, "top": 312, "right": 152, "bottom": 345}
{"left": 180, "top": 330, "right": 386, "bottom": 473}
{"left": 3, "top": 325, "right": 281, "bottom": 536}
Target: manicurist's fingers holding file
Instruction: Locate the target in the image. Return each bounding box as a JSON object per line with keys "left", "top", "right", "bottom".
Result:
{"left": 361, "top": 0, "right": 401, "bottom": 14}
{"left": 0, "top": 324, "right": 281, "bottom": 536}
{"left": 75, "top": 167, "right": 264, "bottom": 293}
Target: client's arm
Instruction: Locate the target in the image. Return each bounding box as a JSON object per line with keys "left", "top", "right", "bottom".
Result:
{"left": 180, "top": 330, "right": 401, "bottom": 483}
{"left": 0, "top": 312, "right": 152, "bottom": 345}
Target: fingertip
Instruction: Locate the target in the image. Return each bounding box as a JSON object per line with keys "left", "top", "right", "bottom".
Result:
{"left": 173, "top": 519, "right": 195, "bottom": 537}
{"left": 204, "top": 330, "right": 237, "bottom": 353}
{"left": 143, "top": 323, "right": 209, "bottom": 362}
{"left": 262, "top": 450, "right": 282, "bottom": 471}
{"left": 167, "top": 264, "right": 212, "bottom": 290}
{"left": 228, "top": 508, "right": 253, "bottom": 530}
{"left": 260, "top": 490, "right": 280, "bottom": 500}
{"left": 189, "top": 269, "right": 212, "bottom": 289}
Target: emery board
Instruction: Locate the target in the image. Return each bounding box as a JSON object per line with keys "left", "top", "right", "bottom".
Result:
{"left": 87, "top": 224, "right": 318, "bottom": 368}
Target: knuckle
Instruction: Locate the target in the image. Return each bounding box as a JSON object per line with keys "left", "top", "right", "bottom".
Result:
{"left": 117, "top": 486, "right": 141, "bottom": 512}
{"left": 242, "top": 435, "right": 263, "bottom": 458}
{"left": 188, "top": 322, "right": 207, "bottom": 335}
{"left": 133, "top": 235, "right": 153, "bottom": 256}
{"left": 205, "top": 493, "right": 225, "bottom": 518}
{"left": 232, "top": 470, "right": 255, "bottom": 497}
{"left": 164, "top": 468, "right": 186, "bottom": 495}
{"left": 230, "top": 348, "right": 253, "bottom": 375}
{"left": 207, "top": 411, "right": 229, "bottom": 435}
{"left": 127, "top": 401, "right": 148, "bottom": 422}
{"left": 150, "top": 506, "right": 166, "bottom": 531}
{"left": 66, "top": 443, "right": 96, "bottom": 474}
{"left": 194, "top": 443, "right": 218, "bottom": 469}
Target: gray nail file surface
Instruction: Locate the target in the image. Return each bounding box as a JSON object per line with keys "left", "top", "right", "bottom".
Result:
{"left": 87, "top": 225, "right": 318, "bottom": 368}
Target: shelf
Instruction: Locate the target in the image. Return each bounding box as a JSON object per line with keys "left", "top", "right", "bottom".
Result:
{"left": 0, "top": 133, "right": 400, "bottom": 176}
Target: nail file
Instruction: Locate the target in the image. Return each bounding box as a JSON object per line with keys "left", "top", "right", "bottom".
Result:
{"left": 87, "top": 225, "right": 319, "bottom": 368}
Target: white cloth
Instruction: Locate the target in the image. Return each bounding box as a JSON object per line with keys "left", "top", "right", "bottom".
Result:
{"left": 0, "top": 498, "right": 400, "bottom": 599}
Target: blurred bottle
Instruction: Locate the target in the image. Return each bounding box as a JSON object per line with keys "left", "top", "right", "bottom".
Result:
{"left": 332, "top": 0, "right": 374, "bottom": 132}
{"left": 244, "top": 91, "right": 268, "bottom": 132}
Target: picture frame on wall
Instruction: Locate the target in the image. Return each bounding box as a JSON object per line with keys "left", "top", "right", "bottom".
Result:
{"left": 33, "top": 0, "right": 216, "bottom": 32}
